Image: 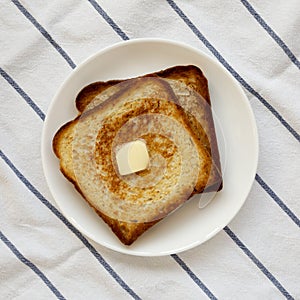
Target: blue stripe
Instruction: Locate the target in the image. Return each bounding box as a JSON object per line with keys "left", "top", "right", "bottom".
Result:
{"left": 87, "top": 0, "right": 129, "bottom": 41}
{"left": 0, "top": 67, "right": 45, "bottom": 121}
{"left": 223, "top": 227, "right": 294, "bottom": 300}
{"left": 166, "top": 0, "right": 300, "bottom": 142}
{"left": 240, "top": 0, "right": 300, "bottom": 70}
{"left": 255, "top": 174, "right": 300, "bottom": 227}
{"left": 171, "top": 254, "right": 218, "bottom": 300}
{"left": 0, "top": 150, "right": 141, "bottom": 300}
{"left": 0, "top": 230, "right": 65, "bottom": 300}
{"left": 11, "top": 0, "right": 76, "bottom": 69}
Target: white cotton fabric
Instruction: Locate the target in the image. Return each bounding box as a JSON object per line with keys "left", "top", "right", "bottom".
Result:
{"left": 1, "top": 1, "right": 299, "bottom": 299}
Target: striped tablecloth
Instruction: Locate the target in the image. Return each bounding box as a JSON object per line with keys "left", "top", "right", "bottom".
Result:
{"left": 1, "top": 1, "right": 299, "bottom": 299}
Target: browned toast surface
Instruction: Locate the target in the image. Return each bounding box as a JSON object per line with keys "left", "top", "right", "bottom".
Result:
{"left": 53, "top": 65, "right": 222, "bottom": 245}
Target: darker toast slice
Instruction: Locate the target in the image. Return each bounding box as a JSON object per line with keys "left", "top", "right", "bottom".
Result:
{"left": 75, "top": 65, "right": 222, "bottom": 192}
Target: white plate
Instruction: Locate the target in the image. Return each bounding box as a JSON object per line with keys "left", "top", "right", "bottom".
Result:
{"left": 41, "top": 38, "right": 258, "bottom": 256}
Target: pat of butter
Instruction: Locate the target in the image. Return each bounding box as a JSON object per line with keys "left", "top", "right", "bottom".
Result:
{"left": 116, "top": 140, "right": 149, "bottom": 175}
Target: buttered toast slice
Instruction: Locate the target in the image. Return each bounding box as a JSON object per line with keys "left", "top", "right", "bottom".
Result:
{"left": 53, "top": 66, "right": 222, "bottom": 245}
{"left": 72, "top": 77, "right": 211, "bottom": 221}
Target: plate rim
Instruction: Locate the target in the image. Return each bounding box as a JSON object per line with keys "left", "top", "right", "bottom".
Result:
{"left": 41, "top": 38, "right": 259, "bottom": 256}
